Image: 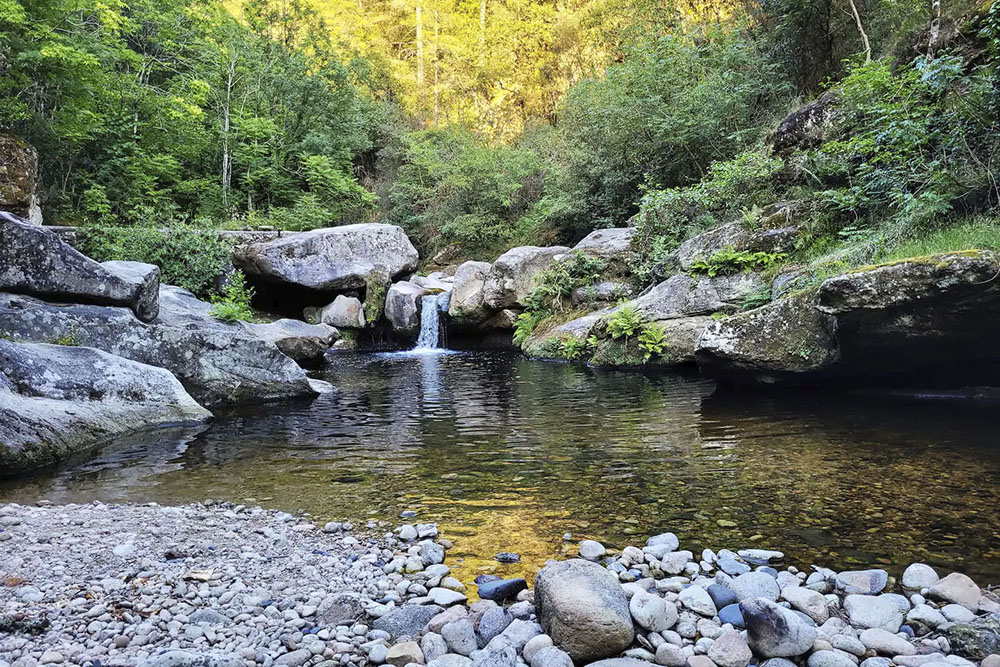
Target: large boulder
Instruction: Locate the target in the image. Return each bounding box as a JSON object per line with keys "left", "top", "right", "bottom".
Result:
{"left": 696, "top": 293, "right": 840, "bottom": 383}
{"left": 611, "top": 273, "right": 764, "bottom": 322}
{"left": 572, "top": 228, "right": 636, "bottom": 263}
{"left": 157, "top": 284, "right": 337, "bottom": 364}
{"left": 589, "top": 316, "right": 712, "bottom": 367}
{"left": 233, "top": 223, "right": 418, "bottom": 292}
{"left": 521, "top": 309, "right": 613, "bottom": 360}
{"left": 483, "top": 246, "right": 570, "bottom": 310}
{"left": 676, "top": 220, "right": 799, "bottom": 273}
{"left": 770, "top": 91, "right": 839, "bottom": 153}
{"left": 0, "top": 340, "right": 210, "bottom": 470}
{"left": 242, "top": 319, "right": 338, "bottom": 364}
{"left": 321, "top": 295, "right": 365, "bottom": 329}
{"left": 535, "top": 559, "right": 634, "bottom": 663}
{"left": 0, "top": 133, "right": 42, "bottom": 224}
{"left": 385, "top": 280, "right": 427, "bottom": 334}
{"left": 0, "top": 293, "right": 316, "bottom": 407}
{"left": 0, "top": 214, "right": 160, "bottom": 321}
{"left": 816, "top": 251, "right": 1000, "bottom": 372}
{"left": 448, "top": 261, "right": 492, "bottom": 325}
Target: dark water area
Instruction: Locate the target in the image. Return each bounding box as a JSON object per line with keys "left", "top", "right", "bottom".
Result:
{"left": 4, "top": 351, "right": 1000, "bottom": 584}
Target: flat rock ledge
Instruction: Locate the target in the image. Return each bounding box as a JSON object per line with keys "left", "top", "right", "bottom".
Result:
{"left": 1, "top": 504, "right": 998, "bottom": 667}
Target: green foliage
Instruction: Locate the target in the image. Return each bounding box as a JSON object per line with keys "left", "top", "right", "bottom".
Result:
{"left": 5, "top": 0, "right": 386, "bottom": 229}
{"left": 605, "top": 305, "right": 645, "bottom": 342}
{"left": 689, "top": 248, "right": 787, "bottom": 277}
{"left": 880, "top": 216, "right": 1000, "bottom": 261}
{"left": 210, "top": 271, "right": 256, "bottom": 322}
{"left": 740, "top": 286, "right": 774, "bottom": 311}
{"left": 522, "top": 253, "right": 607, "bottom": 313}
{"left": 557, "top": 23, "right": 793, "bottom": 229}
{"left": 379, "top": 127, "right": 576, "bottom": 259}
{"left": 631, "top": 149, "right": 787, "bottom": 282}
{"left": 804, "top": 56, "right": 999, "bottom": 260}
{"left": 557, "top": 336, "right": 591, "bottom": 361}
{"left": 513, "top": 311, "right": 546, "bottom": 348}
{"left": 79, "top": 223, "right": 234, "bottom": 298}
{"left": 363, "top": 282, "right": 388, "bottom": 326}
{"left": 636, "top": 323, "right": 667, "bottom": 362}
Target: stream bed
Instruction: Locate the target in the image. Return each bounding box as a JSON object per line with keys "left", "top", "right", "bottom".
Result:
{"left": 4, "top": 351, "right": 1000, "bottom": 584}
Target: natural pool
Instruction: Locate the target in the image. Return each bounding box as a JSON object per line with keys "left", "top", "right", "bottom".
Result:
{"left": 4, "top": 351, "right": 1000, "bottom": 584}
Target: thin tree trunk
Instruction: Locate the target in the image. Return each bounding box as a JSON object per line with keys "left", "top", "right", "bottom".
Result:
{"left": 847, "top": 0, "right": 872, "bottom": 63}
{"left": 416, "top": 5, "right": 424, "bottom": 94}
{"left": 479, "top": 0, "right": 486, "bottom": 66}
{"left": 928, "top": 0, "right": 942, "bottom": 59}
{"left": 433, "top": 8, "right": 439, "bottom": 125}
{"left": 221, "top": 53, "right": 235, "bottom": 211}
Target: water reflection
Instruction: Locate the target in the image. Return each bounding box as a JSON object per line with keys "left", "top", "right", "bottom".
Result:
{"left": 2, "top": 352, "right": 999, "bottom": 584}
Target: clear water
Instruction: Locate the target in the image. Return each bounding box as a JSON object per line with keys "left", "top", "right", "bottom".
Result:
{"left": 4, "top": 351, "right": 1000, "bottom": 584}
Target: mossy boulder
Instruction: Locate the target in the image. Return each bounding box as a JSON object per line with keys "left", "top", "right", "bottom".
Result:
{"left": 0, "top": 133, "right": 42, "bottom": 224}
{"left": 608, "top": 273, "right": 764, "bottom": 322}
{"left": 522, "top": 309, "right": 611, "bottom": 360}
{"left": 675, "top": 219, "right": 799, "bottom": 273}
{"left": 695, "top": 292, "right": 840, "bottom": 383}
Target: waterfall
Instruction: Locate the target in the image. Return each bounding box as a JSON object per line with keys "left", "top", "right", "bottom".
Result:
{"left": 413, "top": 292, "right": 450, "bottom": 351}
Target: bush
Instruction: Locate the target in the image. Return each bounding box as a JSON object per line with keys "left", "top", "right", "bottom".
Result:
{"left": 605, "top": 305, "right": 645, "bottom": 342}
{"left": 631, "top": 148, "right": 787, "bottom": 282}
{"left": 513, "top": 311, "right": 546, "bottom": 348}
{"left": 521, "top": 252, "right": 607, "bottom": 313}
{"left": 637, "top": 323, "right": 667, "bottom": 361}
{"left": 688, "top": 247, "right": 787, "bottom": 277}
{"left": 210, "top": 271, "right": 255, "bottom": 322}
{"left": 79, "top": 222, "right": 234, "bottom": 298}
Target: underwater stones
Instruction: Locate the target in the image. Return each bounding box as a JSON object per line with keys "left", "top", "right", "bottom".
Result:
{"left": 535, "top": 559, "right": 634, "bottom": 663}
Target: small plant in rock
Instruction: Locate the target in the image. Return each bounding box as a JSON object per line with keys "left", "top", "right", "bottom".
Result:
{"left": 51, "top": 325, "right": 80, "bottom": 346}
{"left": 557, "top": 336, "right": 590, "bottom": 361}
{"left": 513, "top": 311, "right": 545, "bottom": 348}
{"left": 606, "top": 305, "right": 645, "bottom": 343}
{"left": 740, "top": 286, "right": 773, "bottom": 311}
{"left": 637, "top": 323, "right": 668, "bottom": 361}
{"left": 689, "top": 247, "right": 786, "bottom": 277}
{"left": 211, "top": 271, "right": 255, "bottom": 323}
{"left": 523, "top": 252, "right": 607, "bottom": 313}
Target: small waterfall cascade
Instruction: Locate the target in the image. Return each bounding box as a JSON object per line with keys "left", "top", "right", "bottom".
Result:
{"left": 413, "top": 291, "right": 451, "bottom": 351}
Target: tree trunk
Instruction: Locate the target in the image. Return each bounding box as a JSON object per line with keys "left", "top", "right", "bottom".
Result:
{"left": 847, "top": 0, "right": 872, "bottom": 63}
{"left": 479, "top": 0, "right": 486, "bottom": 66}
{"left": 928, "top": 0, "right": 942, "bottom": 59}
{"left": 433, "top": 8, "right": 439, "bottom": 125}
{"left": 221, "top": 53, "right": 235, "bottom": 211}
{"left": 416, "top": 4, "right": 424, "bottom": 94}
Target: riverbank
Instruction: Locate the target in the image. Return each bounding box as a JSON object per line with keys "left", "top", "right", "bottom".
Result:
{"left": 2, "top": 503, "right": 998, "bottom": 667}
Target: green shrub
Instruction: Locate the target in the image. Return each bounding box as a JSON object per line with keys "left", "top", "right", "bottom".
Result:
{"left": 631, "top": 148, "right": 787, "bottom": 283}
{"left": 637, "top": 323, "right": 667, "bottom": 361}
{"left": 79, "top": 222, "right": 234, "bottom": 298}
{"left": 689, "top": 247, "right": 787, "bottom": 277}
{"left": 606, "top": 305, "right": 645, "bottom": 343}
{"left": 210, "top": 271, "right": 255, "bottom": 323}
{"left": 557, "top": 336, "right": 590, "bottom": 361}
{"left": 513, "top": 311, "right": 546, "bottom": 348}
{"left": 522, "top": 252, "right": 607, "bottom": 313}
